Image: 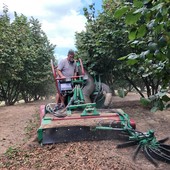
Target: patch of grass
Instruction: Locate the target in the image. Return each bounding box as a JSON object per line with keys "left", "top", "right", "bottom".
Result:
{"left": 5, "top": 146, "right": 20, "bottom": 159}
{"left": 24, "top": 113, "right": 39, "bottom": 140}
{"left": 1, "top": 146, "right": 31, "bottom": 168}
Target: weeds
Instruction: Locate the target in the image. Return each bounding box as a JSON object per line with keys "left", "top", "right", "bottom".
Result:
{"left": 24, "top": 112, "right": 39, "bottom": 140}
{"left": 5, "top": 146, "right": 20, "bottom": 159}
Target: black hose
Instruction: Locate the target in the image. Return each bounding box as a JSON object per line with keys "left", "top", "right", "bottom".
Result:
{"left": 148, "top": 147, "right": 170, "bottom": 163}
{"left": 133, "top": 143, "right": 142, "bottom": 160}
{"left": 158, "top": 137, "right": 169, "bottom": 143}
{"left": 116, "top": 140, "right": 139, "bottom": 148}
{"left": 143, "top": 146, "right": 158, "bottom": 167}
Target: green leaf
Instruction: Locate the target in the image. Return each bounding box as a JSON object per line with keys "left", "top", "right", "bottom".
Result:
{"left": 118, "top": 56, "right": 127, "bottom": 61}
{"left": 127, "top": 59, "right": 138, "bottom": 65}
{"left": 143, "top": 0, "right": 150, "bottom": 4}
{"left": 131, "top": 40, "right": 139, "bottom": 44}
{"left": 151, "top": 3, "right": 164, "bottom": 11}
{"left": 165, "top": 103, "right": 170, "bottom": 109}
{"left": 158, "top": 36, "right": 167, "bottom": 48}
{"left": 129, "top": 30, "right": 137, "bottom": 40}
{"left": 139, "top": 50, "right": 150, "bottom": 58}
{"left": 136, "top": 25, "right": 147, "bottom": 38}
{"left": 162, "top": 95, "right": 170, "bottom": 102}
{"left": 125, "top": 13, "right": 141, "bottom": 25}
{"left": 148, "top": 42, "right": 157, "bottom": 52}
{"left": 140, "top": 97, "right": 151, "bottom": 107}
{"left": 133, "top": 0, "right": 143, "bottom": 8}
{"left": 151, "top": 106, "right": 158, "bottom": 112}
{"left": 133, "top": 7, "right": 145, "bottom": 14}
{"left": 127, "top": 53, "right": 138, "bottom": 59}
{"left": 117, "top": 88, "right": 127, "bottom": 98}
{"left": 157, "top": 91, "right": 167, "bottom": 98}
{"left": 147, "top": 19, "right": 155, "bottom": 30}
{"left": 157, "top": 100, "right": 165, "bottom": 111}
{"left": 114, "top": 6, "right": 129, "bottom": 18}
{"left": 142, "top": 72, "right": 152, "bottom": 78}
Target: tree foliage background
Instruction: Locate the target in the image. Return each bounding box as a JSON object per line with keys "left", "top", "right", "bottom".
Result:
{"left": 1, "top": 1, "right": 170, "bottom": 111}
{"left": 0, "top": 6, "right": 56, "bottom": 105}
{"left": 75, "top": 0, "right": 170, "bottom": 111}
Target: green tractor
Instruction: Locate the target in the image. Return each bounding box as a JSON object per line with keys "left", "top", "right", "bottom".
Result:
{"left": 37, "top": 59, "right": 170, "bottom": 167}
{"left": 38, "top": 58, "right": 135, "bottom": 144}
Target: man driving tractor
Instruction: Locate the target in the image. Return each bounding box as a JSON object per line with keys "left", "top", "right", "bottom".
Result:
{"left": 55, "top": 49, "right": 78, "bottom": 110}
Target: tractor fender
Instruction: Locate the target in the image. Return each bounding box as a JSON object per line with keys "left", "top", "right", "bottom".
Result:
{"left": 82, "top": 70, "right": 95, "bottom": 103}
{"left": 101, "top": 83, "right": 112, "bottom": 107}
{"left": 93, "top": 82, "right": 112, "bottom": 108}
{"left": 79, "top": 69, "right": 112, "bottom": 106}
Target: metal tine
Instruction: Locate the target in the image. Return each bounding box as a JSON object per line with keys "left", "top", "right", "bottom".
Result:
{"left": 160, "top": 143, "right": 170, "bottom": 150}
{"left": 133, "top": 143, "right": 142, "bottom": 161}
{"left": 158, "top": 145, "right": 170, "bottom": 155}
{"left": 155, "top": 148, "right": 170, "bottom": 163}
{"left": 148, "top": 147, "right": 170, "bottom": 163}
{"left": 143, "top": 146, "right": 158, "bottom": 167}
{"left": 155, "top": 147, "right": 170, "bottom": 160}
{"left": 116, "top": 140, "right": 139, "bottom": 148}
{"left": 118, "top": 135, "right": 131, "bottom": 141}
{"left": 158, "top": 137, "right": 169, "bottom": 143}
{"left": 119, "top": 131, "right": 133, "bottom": 138}
{"left": 119, "top": 130, "right": 131, "bottom": 135}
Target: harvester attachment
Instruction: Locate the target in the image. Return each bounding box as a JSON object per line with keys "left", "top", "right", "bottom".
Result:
{"left": 88, "top": 109, "right": 170, "bottom": 167}
{"left": 116, "top": 129, "right": 170, "bottom": 167}
{"left": 37, "top": 106, "right": 136, "bottom": 145}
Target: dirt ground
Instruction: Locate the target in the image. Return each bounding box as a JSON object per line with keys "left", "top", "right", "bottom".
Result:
{"left": 0, "top": 93, "right": 170, "bottom": 170}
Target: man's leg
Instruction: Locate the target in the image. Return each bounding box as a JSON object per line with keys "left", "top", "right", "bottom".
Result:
{"left": 56, "top": 92, "right": 60, "bottom": 104}
{"left": 55, "top": 81, "right": 65, "bottom": 109}
{"left": 56, "top": 92, "right": 65, "bottom": 109}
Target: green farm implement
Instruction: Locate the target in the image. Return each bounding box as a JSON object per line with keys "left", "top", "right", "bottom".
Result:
{"left": 37, "top": 59, "right": 170, "bottom": 167}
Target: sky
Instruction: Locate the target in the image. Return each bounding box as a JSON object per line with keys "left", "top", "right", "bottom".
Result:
{"left": 0, "top": 0, "right": 102, "bottom": 60}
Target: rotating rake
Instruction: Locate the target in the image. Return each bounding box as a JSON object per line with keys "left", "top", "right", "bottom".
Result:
{"left": 117, "top": 129, "right": 170, "bottom": 167}
{"left": 96, "top": 110, "right": 170, "bottom": 167}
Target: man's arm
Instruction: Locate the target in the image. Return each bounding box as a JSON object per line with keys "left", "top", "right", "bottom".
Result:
{"left": 74, "top": 62, "right": 78, "bottom": 76}
{"left": 57, "top": 59, "right": 66, "bottom": 78}
{"left": 57, "top": 69, "right": 66, "bottom": 78}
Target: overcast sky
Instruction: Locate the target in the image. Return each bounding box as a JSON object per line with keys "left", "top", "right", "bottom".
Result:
{"left": 0, "top": 0, "right": 102, "bottom": 60}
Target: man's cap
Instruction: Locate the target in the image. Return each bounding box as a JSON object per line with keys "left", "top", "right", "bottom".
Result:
{"left": 68, "top": 49, "right": 75, "bottom": 55}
